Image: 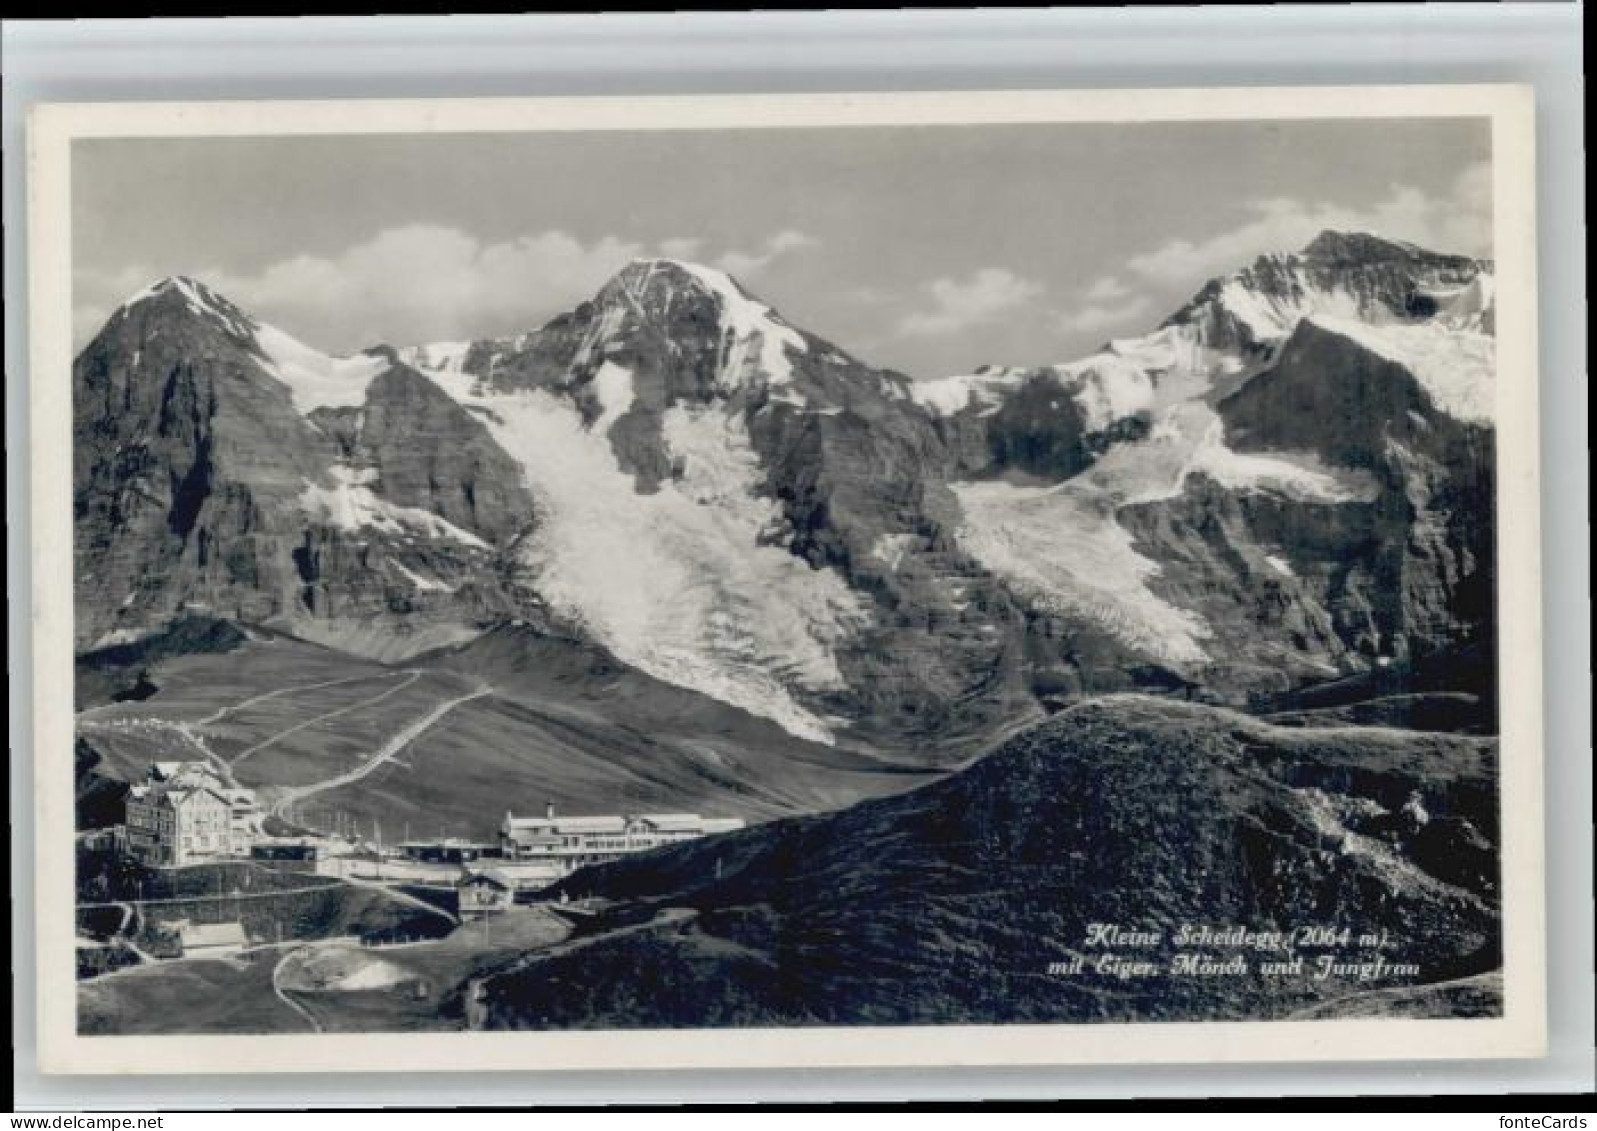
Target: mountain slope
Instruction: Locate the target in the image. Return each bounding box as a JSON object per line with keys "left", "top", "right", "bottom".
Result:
{"left": 938, "top": 232, "right": 1496, "bottom": 701}
{"left": 473, "top": 696, "right": 1500, "bottom": 1028}
{"left": 399, "top": 258, "right": 1036, "bottom": 752}
{"left": 74, "top": 620, "right": 935, "bottom": 835}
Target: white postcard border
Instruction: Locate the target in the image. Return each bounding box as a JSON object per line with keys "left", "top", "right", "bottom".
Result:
{"left": 27, "top": 83, "right": 1544, "bottom": 1075}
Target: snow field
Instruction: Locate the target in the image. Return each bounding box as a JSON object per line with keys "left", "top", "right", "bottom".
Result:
{"left": 410, "top": 360, "right": 867, "bottom": 744}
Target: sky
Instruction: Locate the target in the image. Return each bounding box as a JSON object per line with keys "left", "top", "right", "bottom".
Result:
{"left": 72, "top": 117, "right": 1492, "bottom": 378}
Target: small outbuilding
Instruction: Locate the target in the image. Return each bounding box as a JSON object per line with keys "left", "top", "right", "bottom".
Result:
{"left": 175, "top": 919, "right": 249, "bottom": 957}
{"left": 400, "top": 839, "right": 495, "bottom": 865}
{"left": 455, "top": 869, "right": 515, "bottom": 920}
{"left": 251, "top": 841, "right": 322, "bottom": 863}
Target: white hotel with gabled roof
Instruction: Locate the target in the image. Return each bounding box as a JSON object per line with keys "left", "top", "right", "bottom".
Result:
{"left": 500, "top": 802, "right": 744, "bottom": 875}
{"left": 122, "top": 761, "right": 261, "bottom": 866}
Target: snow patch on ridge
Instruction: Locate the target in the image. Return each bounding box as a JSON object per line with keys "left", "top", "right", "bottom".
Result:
{"left": 1051, "top": 355, "right": 1159, "bottom": 432}
{"left": 871, "top": 533, "right": 918, "bottom": 572}
{"left": 298, "top": 465, "right": 491, "bottom": 549}
{"left": 398, "top": 341, "right": 474, "bottom": 374}
{"left": 1188, "top": 425, "right": 1362, "bottom": 502}
{"left": 909, "top": 368, "right": 1027, "bottom": 417}
{"left": 572, "top": 296, "right": 633, "bottom": 370}
{"left": 1215, "top": 273, "right": 1369, "bottom": 341}
{"left": 90, "top": 627, "right": 155, "bottom": 650}
{"left": 913, "top": 354, "right": 1159, "bottom": 432}
{"left": 952, "top": 479, "right": 1212, "bottom": 666}
{"left": 1305, "top": 314, "right": 1495, "bottom": 425}
{"left": 1432, "top": 273, "right": 1495, "bottom": 333}
{"left": 253, "top": 323, "right": 390, "bottom": 415}
{"left": 389, "top": 560, "right": 456, "bottom": 593}
{"left": 589, "top": 361, "right": 635, "bottom": 433}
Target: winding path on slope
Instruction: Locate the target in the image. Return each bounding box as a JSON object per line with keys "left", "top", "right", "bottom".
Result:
{"left": 271, "top": 946, "right": 325, "bottom": 1033}
{"left": 339, "top": 872, "right": 459, "bottom": 927}
{"left": 79, "top": 883, "right": 350, "bottom": 911}
{"left": 82, "top": 670, "right": 430, "bottom": 794}
{"left": 100, "top": 900, "right": 161, "bottom": 967}
{"left": 228, "top": 670, "right": 425, "bottom": 767}
{"left": 268, "top": 684, "right": 494, "bottom": 820}
{"left": 195, "top": 671, "right": 418, "bottom": 729}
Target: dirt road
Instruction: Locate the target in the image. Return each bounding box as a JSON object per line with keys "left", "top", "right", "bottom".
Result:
{"left": 229, "top": 670, "right": 424, "bottom": 766}
{"left": 269, "top": 685, "right": 493, "bottom": 819}
{"left": 271, "top": 946, "right": 324, "bottom": 1033}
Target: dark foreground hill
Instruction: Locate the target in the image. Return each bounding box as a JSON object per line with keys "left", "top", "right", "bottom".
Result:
{"left": 475, "top": 696, "right": 1500, "bottom": 1028}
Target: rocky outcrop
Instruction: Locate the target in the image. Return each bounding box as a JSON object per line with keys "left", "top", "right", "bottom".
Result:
{"left": 940, "top": 233, "right": 1497, "bottom": 709}
{"left": 1217, "top": 317, "right": 1496, "bottom": 669}
{"left": 315, "top": 364, "right": 537, "bottom": 547}
{"left": 74, "top": 281, "right": 335, "bottom": 648}
{"left": 73, "top": 280, "right": 532, "bottom": 660}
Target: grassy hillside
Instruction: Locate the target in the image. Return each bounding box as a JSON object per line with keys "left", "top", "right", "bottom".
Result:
{"left": 76, "top": 858, "right": 452, "bottom": 948}
{"left": 1253, "top": 641, "right": 1498, "bottom": 733}
{"left": 78, "top": 952, "right": 307, "bottom": 1035}
{"left": 74, "top": 615, "right": 252, "bottom": 710}
{"left": 76, "top": 624, "right": 935, "bottom": 842}
{"left": 79, "top": 908, "right": 572, "bottom": 1035}
{"left": 475, "top": 696, "right": 1500, "bottom": 1029}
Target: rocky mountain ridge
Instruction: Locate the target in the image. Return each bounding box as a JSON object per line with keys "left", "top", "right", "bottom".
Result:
{"left": 73, "top": 231, "right": 1499, "bottom": 755}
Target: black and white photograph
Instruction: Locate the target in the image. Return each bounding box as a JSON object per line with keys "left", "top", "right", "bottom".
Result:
{"left": 26, "top": 85, "right": 1545, "bottom": 1073}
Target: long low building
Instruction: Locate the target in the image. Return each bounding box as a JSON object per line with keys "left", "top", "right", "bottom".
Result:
{"left": 500, "top": 804, "right": 744, "bottom": 875}
{"left": 396, "top": 839, "right": 496, "bottom": 865}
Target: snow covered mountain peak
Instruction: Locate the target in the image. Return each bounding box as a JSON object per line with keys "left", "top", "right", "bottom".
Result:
{"left": 604, "top": 257, "right": 757, "bottom": 321}
{"left": 115, "top": 275, "right": 258, "bottom": 342}
{"left": 1155, "top": 231, "right": 1493, "bottom": 359}
{"left": 594, "top": 257, "right": 809, "bottom": 392}
{"left": 1299, "top": 228, "right": 1481, "bottom": 271}
{"left": 112, "top": 274, "right": 395, "bottom": 416}
{"left": 933, "top": 233, "right": 1496, "bottom": 673}
{"left": 917, "top": 233, "right": 1493, "bottom": 437}
{"left": 615, "top": 254, "right": 736, "bottom": 288}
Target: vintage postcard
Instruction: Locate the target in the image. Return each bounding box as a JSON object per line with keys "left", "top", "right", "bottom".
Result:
{"left": 27, "top": 85, "right": 1544, "bottom": 1074}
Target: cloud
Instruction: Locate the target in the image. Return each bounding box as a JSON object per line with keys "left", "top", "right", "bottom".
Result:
{"left": 1052, "top": 273, "right": 1153, "bottom": 338}
{"left": 1082, "top": 275, "right": 1133, "bottom": 303}
{"left": 712, "top": 229, "right": 817, "bottom": 279}
{"left": 75, "top": 225, "right": 648, "bottom": 350}
{"left": 220, "top": 226, "right": 650, "bottom": 347}
{"left": 896, "top": 267, "right": 1044, "bottom": 337}
{"left": 75, "top": 225, "right": 823, "bottom": 351}
{"left": 1055, "top": 293, "right": 1153, "bottom": 337}
{"left": 658, "top": 237, "right": 704, "bottom": 260}
{"left": 1122, "top": 161, "right": 1494, "bottom": 286}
